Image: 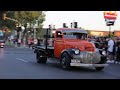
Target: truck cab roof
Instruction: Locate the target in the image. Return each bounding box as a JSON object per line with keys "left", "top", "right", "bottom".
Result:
{"left": 56, "top": 28, "right": 88, "bottom": 34}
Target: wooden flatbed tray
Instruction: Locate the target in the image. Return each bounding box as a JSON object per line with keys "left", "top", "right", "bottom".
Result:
{"left": 36, "top": 45, "right": 54, "bottom": 50}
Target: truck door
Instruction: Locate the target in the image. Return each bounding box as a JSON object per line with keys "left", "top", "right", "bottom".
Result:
{"left": 54, "top": 31, "right": 64, "bottom": 58}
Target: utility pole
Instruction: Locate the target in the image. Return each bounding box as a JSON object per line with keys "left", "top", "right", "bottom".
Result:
{"left": 34, "top": 28, "right": 36, "bottom": 39}
{"left": 109, "top": 25, "right": 111, "bottom": 37}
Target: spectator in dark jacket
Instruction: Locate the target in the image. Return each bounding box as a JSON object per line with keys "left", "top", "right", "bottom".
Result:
{"left": 37, "top": 37, "right": 41, "bottom": 46}
{"left": 116, "top": 41, "right": 120, "bottom": 64}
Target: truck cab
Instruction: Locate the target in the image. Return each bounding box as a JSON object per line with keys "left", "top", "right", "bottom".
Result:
{"left": 54, "top": 28, "right": 94, "bottom": 58}
{"left": 35, "top": 28, "right": 108, "bottom": 71}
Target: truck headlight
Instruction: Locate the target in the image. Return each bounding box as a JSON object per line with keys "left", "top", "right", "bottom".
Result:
{"left": 74, "top": 50, "right": 80, "bottom": 54}
{"left": 102, "top": 51, "right": 106, "bottom": 56}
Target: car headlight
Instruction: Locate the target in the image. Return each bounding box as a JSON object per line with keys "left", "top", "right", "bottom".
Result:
{"left": 74, "top": 49, "right": 80, "bottom": 54}
{"left": 102, "top": 51, "right": 106, "bottom": 56}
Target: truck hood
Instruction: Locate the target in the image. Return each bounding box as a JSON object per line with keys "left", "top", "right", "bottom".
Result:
{"left": 64, "top": 39, "right": 95, "bottom": 52}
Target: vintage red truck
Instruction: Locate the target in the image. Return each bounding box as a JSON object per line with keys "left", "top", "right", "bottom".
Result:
{"left": 34, "top": 28, "right": 108, "bottom": 71}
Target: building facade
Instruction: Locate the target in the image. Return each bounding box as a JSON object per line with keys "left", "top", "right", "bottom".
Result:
{"left": 87, "top": 30, "right": 114, "bottom": 37}
{"left": 114, "top": 30, "right": 120, "bottom": 37}
{"left": 40, "top": 28, "right": 120, "bottom": 37}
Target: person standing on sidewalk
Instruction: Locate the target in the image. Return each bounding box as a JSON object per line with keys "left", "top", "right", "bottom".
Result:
{"left": 28, "top": 37, "right": 33, "bottom": 48}
{"left": 112, "top": 37, "right": 117, "bottom": 62}
{"left": 107, "top": 37, "right": 115, "bottom": 63}
{"left": 28, "top": 38, "right": 30, "bottom": 48}
{"left": 17, "top": 39, "right": 21, "bottom": 47}
{"left": 37, "top": 37, "right": 41, "bottom": 46}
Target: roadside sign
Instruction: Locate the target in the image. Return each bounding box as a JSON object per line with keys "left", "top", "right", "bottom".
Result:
{"left": 103, "top": 11, "right": 117, "bottom": 26}
{"left": 104, "top": 11, "right": 117, "bottom": 20}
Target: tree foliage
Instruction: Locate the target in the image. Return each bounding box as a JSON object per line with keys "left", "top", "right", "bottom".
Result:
{"left": 0, "top": 11, "right": 46, "bottom": 40}
{"left": 0, "top": 11, "right": 45, "bottom": 29}
{"left": 14, "top": 11, "right": 46, "bottom": 38}
{"left": 14, "top": 11, "right": 45, "bottom": 28}
{"left": 0, "top": 11, "right": 16, "bottom": 30}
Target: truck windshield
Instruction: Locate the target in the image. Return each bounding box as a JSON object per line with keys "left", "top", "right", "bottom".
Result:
{"left": 64, "top": 32, "right": 87, "bottom": 40}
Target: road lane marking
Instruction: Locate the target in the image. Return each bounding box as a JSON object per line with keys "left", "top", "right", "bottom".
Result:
{"left": 16, "top": 58, "right": 29, "bottom": 62}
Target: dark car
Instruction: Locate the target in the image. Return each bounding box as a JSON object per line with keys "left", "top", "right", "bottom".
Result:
{"left": 0, "top": 40, "right": 5, "bottom": 48}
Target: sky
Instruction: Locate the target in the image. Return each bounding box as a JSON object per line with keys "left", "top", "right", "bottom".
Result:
{"left": 43, "top": 11, "right": 120, "bottom": 31}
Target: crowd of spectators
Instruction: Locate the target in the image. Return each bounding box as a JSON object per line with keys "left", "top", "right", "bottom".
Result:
{"left": 89, "top": 36, "right": 120, "bottom": 64}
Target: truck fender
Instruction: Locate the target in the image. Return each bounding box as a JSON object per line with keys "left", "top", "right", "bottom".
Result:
{"left": 36, "top": 49, "right": 40, "bottom": 55}
{"left": 61, "top": 49, "right": 75, "bottom": 59}
{"left": 100, "top": 55, "right": 107, "bottom": 64}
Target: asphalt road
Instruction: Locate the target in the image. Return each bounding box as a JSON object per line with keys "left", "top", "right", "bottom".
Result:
{"left": 0, "top": 46, "right": 120, "bottom": 79}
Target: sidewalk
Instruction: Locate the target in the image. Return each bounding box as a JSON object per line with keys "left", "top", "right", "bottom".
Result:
{"left": 5, "top": 41, "right": 31, "bottom": 49}
{"left": 106, "top": 60, "right": 120, "bottom": 64}
{"left": 14, "top": 44, "right": 30, "bottom": 49}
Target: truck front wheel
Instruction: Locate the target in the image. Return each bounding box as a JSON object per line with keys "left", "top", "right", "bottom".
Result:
{"left": 60, "top": 52, "right": 71, "bottom": 70}
{"left": 36, "top": 53, "right": 42, "bottom": 63}
{"left": 95, "top": 56, "right": 107, "bottom": 71}
{"left": 36, "top": 53, "right": 47, "bottom": 64}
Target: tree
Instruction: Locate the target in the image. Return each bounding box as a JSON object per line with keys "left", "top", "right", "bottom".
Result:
{"left": 34, "top": 12, "right": 46, "bottom": 38}
{"left": 0, "top": 11, "right": 16, "bottom": 30}
{"left": 14, "top": 11, "right": 46, "bottom": 44}
{"left": 14, "top": 11, "right": 45, "bottom": 27}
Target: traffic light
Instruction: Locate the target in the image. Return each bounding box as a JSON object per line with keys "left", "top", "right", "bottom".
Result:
{"left": 74, "top": 22, "right": 78, "bottom": 28}
{"left": 49, "top": 25, "right": 52, "bottom": 29}
{"left": 70, "top": 23, "right": 73, "bottom": 28}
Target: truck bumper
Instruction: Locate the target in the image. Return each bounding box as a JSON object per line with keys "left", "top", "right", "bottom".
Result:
{"left": 70, "top": 59, "right": 108, "bottom": 67}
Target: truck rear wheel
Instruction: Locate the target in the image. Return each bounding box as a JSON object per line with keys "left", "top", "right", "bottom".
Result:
{"left": 36, "top": 53, "right": 42, "bottom": 63}
{"left": 60, "top": 52, "right": 71, "bottom": 70}
{"left": 36, "top": 53, "right": 47, "bottom": 64}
